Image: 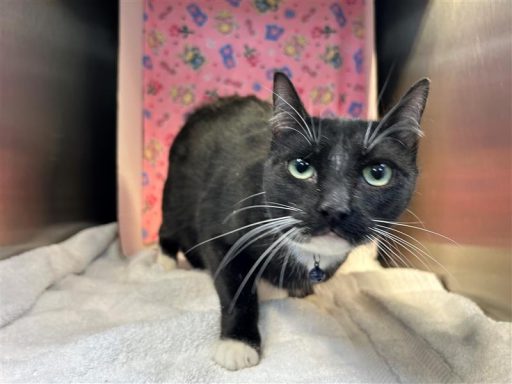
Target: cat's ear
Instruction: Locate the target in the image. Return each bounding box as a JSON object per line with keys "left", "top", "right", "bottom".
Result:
{"left": 271, "top": 72, "right": 309, "bottom": 134}
{"left": 388, "top": 78, "right": 430, "bottom": 126}
{"left": 366, "top": 78, "right": 430, "bottom": 151}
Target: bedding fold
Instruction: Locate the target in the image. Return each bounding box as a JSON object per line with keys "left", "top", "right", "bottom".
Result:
{"left": 0, "top": 224, "right": 510, "bottom": 383}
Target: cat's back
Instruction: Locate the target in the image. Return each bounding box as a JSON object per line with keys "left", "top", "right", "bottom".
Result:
{"left": 172, "top": 95, "right": 272, "bottom": 160}
{"left": 160, "top": 95, "right": 273, "bottom": 251}
{"left": 186, "top": 95, "right": 270, "bottom": 126}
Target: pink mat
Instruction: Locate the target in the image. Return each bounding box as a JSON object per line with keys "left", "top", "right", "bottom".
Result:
{"left": 141, "top": 0, "right": 374, "bottom": 245}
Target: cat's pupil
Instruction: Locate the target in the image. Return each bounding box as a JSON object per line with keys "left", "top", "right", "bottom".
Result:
{"left": 370, "top": 164, "right": 386, "bottom": 180}
{"left": 295, "top": 159, "right": 310, "bottom": 173}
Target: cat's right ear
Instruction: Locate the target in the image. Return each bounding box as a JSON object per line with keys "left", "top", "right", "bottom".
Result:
{"left": 365, "top": 78, "right": 430, "bottom": 152}
{"left": 270, "top": 72, "right": 308, "bottom": 134}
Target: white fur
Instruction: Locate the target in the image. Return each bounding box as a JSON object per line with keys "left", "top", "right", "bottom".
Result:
{"left": 213, "top": 339, "right": 260, "bottom": 371}
{"left": 290, "top": 233, "right": 352, "bottom": 270}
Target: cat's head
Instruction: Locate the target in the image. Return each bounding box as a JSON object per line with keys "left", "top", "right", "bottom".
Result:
{"left": 263, "top": 72, "right": 430, "bottom": 268}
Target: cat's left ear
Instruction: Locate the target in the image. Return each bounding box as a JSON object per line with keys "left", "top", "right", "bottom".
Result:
{"left": 367, "top": 78, "right": 430, "bottom": 151}
{"left": 270, "top": 72, "right": 309, "bottom": 134}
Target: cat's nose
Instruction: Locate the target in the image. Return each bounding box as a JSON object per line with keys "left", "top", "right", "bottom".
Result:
{"left": 318, "top": 202, "right": 351, "bottom": 225}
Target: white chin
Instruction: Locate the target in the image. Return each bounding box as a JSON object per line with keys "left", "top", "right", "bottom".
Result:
{"left": 289, "top": 233, "right": 352, "bottom": 270}
{"left": 293, "top": 232, "right": 352, "bottom": 257}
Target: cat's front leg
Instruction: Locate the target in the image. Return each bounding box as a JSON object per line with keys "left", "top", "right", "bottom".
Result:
{"left": 212, "top": 262, "right": 261, "bottom": 371}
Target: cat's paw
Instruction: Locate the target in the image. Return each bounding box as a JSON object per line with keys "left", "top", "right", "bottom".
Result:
{"left": 213, "top": 339, "right": 260, "bottom": 371}
{"left": 153, "top": 246, "right": 177, "bottom": 272}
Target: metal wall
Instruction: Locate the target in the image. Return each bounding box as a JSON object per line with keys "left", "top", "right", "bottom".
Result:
{"left": 378, "top": 0, "right": 511, "bottom": 320}
{"left": 0, "top": 0, "right": 118, "bottom": 258}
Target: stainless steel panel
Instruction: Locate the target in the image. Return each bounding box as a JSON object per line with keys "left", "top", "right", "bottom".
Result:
{"left": 0, "top": 0, "right": 117, "bottom": 258}
{"left": 388, "top": 0, "right": 511, "bottom": 319}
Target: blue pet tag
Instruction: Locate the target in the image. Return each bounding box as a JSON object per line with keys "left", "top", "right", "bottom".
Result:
{"left": 309, "top": 255, "right": 326, "bottom": 283}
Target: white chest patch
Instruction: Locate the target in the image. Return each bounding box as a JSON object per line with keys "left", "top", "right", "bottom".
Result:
{"left": 289, "top": 233, "right": 352, "bottom": 270}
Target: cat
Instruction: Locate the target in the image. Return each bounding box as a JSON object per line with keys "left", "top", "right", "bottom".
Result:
{"left": 159, "top": 72, "right": 430, "bottom": 370}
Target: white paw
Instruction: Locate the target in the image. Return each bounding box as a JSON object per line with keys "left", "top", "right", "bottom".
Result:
{"left": 153, "top": 246, "right": 177, "bottom": 271}
{"left": 213, "top": 339, "right": 260, "bottom": 371}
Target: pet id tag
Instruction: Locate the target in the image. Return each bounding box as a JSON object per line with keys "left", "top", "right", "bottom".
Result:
{"left": 309, "top": 255, "right": 326, "bottom": 283}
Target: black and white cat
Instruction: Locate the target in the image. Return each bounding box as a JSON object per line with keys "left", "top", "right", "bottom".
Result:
{"left": 159, "top": 72, "right": 429, "bottom": 370}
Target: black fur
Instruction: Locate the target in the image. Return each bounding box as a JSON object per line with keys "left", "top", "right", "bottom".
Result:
{"left": 159, "top": 73, "right": 430, "bottom": 354}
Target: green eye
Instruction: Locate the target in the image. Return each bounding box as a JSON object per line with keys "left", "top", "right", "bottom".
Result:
{"left": 362, "top": 163, "right": 393, "bottom": 186}
{"left": 288, "top": 158, "right": 315, "bottom": 180}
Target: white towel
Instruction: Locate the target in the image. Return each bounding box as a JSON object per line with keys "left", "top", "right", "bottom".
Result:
{"left": 0, "top": 224, "right": 510, "bottom": 383}
{"left": 0, "top": 223, "right": 117, "bottom": 328}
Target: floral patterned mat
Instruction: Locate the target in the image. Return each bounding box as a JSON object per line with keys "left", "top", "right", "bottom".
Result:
{"left": 142, "top": 0, "right": 372, "bottom": 244}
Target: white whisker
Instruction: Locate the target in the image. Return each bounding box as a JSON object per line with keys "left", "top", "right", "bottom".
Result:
{"left": 365, "top": 97, "right": 403, "bottom": 148}
{"left": 271, "top": 109, "right": 312, "bottom": 139}
{"left": 363, "top": 120, "right": 374, "bottom": 151}
{"left": 263, "top": 84, "right": 314, "bottom": 141}
{"left": 372, "top": 228, "right": 428, "bottom": 271}
{"left": 405, "top": 208, "right": 426, "bottom": 229}
{"left": 385, "top": 237, "right": 419, "bottom": 270}
{"left": 264, "top": 201, "right": 302, "bottom": 210}
{"left": 366, "top": 235, "right": 390, "bottom": 268}
{"left": 229, "top": 227, "right": 297, "bottom": 313}
{"left": 372, "top": 226, "right": 457, "bottom": 283}
{"left": 375, "top": 224, "right": 429, "bottom": 253}
{"left": 185, "top": 216, "right": 293, "bottom": 254}
{"left": 369, "top": 234, "right": 400, "bottom": 268}
{"left": 234, "top": 192, "right": 266, "bottom": 206}
{"left": 251, "top": 228, "right": 299, "bottom": 293}
{"left": 374, "top": 232, "right": 412, "bottom": 268}
{"left": 279, "top": 126, "right": 313, "bottom": 145}
{"left": 317, "top": 115, "right": 323, "bottom": 145}
{"left": 372, "top": 219, "right": 459, "bottom": 245}
{"left": 363, "top": 64, "right": 395, "bottom": 149}
{"left": 366, "top": 123, "right": 422, "bottom": 152}
{"left": 222, "top": 204, "right": 301, "bottom": 224}
{"left": 279, "top": 238, "right": 294, "bottom": 291}
{"left": 385, "top": 231, "right": 430, "bottom": 271}
{"left": 214, "top": 218, "right": 299, "bottom": 279}
{"left": 308, "top": 98, "right": 319, "bottom": 144}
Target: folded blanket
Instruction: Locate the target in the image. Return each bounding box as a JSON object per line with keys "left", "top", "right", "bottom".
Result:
{"left": 0, "top": 224, "right": 510, "bottom": 383}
